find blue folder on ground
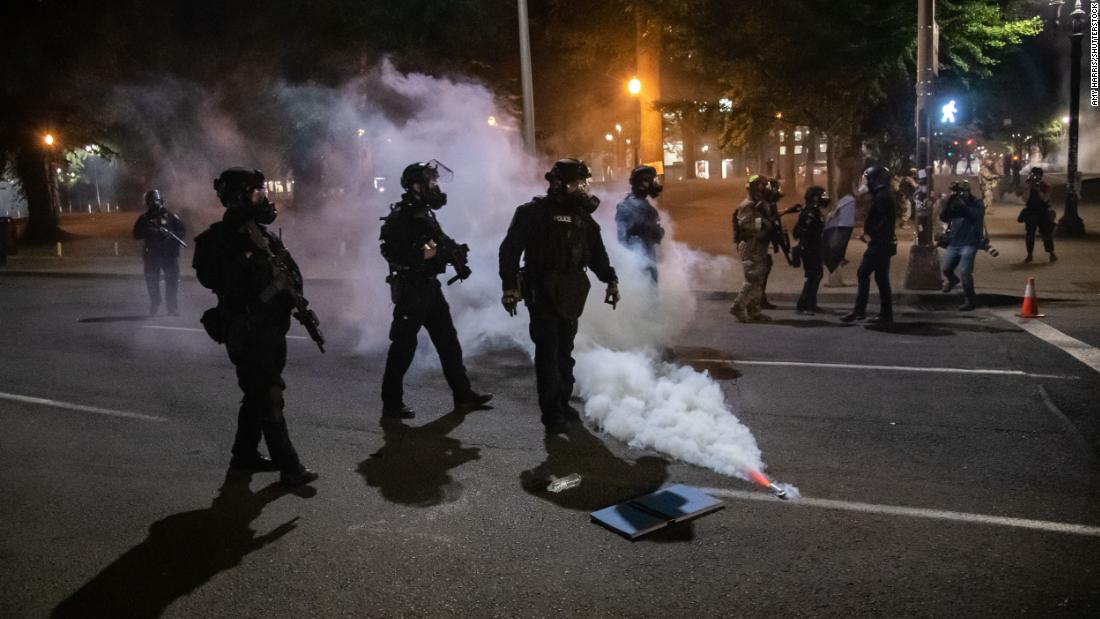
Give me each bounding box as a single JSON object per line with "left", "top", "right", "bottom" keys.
{"left": 590, "top": 484, "right": 724, "bottom": 539}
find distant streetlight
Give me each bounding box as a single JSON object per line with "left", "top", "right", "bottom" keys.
{"left": 356, "top": 128, "right": 366, "bottom": 137}
{"left": 487, "top": 116, "right": 498, "bottom": 127}
{"left": 605, "top": 133, "right": 614, "bottom": 142}
{"left": 615, "top": 123, "right": 622, "bottom": 133}
{"left": 43, "top": 133, "right": 55, "bottom": 146}
{"left": 1061, "top": 115, "right": 1070, "bottom": 124}
{"left": 628, "top": 77, "right": 641, "bottom": 95}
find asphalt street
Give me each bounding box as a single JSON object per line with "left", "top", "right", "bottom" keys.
{"left": 1, "top": 275, "right": 1099, "bottom": 617}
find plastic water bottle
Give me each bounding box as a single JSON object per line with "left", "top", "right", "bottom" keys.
{"left": 546, "top": 474, "right": 582, "bottom": 493}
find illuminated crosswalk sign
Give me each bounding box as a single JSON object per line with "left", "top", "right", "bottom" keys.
{"left": 941, "top": 100, "right": 958, "bottom": 124}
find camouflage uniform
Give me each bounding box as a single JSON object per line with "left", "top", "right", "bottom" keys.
{"left": 731, "top": 198, "right": 773, "bottom": 321}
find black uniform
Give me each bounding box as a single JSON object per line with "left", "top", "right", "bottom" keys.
{"left": 192, "top": 207, "right": 309, "bottom": 478}
{"left": 499, "top": 194, "right": 618, "bottom": 427}
{"left": 1018, "top": 180, "right": 1056, "bottom": 259}
{"left": 379, "top": 196, "right": 478, "bottom": 412}
{"left": 793, "top": 203, "right": 824, "bottom": 312}
{"left": 133, "top": 206, "right": 185, "bottom": 314}
{"left": 850, "top": 188, "right": 897, "bottom": 320}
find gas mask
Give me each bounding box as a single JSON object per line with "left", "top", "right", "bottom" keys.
{"left": 423, "top": 178, "right": 447, "bottom": 210}
{"left": 856, "top": 178, "right": 869, "bottom": 195}
{"left": 564, "top": 178, "right": 599, "bottom": 213}
{"left": 645, "top": 179, "right": 663, "bottom": 199}
{"left": 249, "top": 186, "right": 278, "bottom": 224}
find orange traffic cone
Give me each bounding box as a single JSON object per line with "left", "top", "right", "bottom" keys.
{"left": 1016, "top": 277, "right": 1045, "bottom": 318}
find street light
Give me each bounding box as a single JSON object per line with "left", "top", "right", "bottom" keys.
{"left": 43, "top": 133, "right": 55, "bottom": 146}
{"left": 1056, "top": 0, "right": 1086, "bottom": 237}
{"left": 605, "top": 133, "right": 614, "bottom": 142}
{"left": 628, "top": 77, "right": 641, "bottom": 166}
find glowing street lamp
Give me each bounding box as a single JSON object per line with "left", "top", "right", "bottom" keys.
{"left": 43, "top": 133, "right": 55, "bottom": 146}
{"left": 628, "top": 77, "right": 641, "bottom": 95}
{"left": 605, "top": 133, "right": 614, "bottom": 142}
{"left": 627, "top": 77, "right": 642, "bottom": 165}
{"left": 615, "top": 123, "right": 622, "bottom": 134}
{"left": 487, "top": 115, "right": 497, "bottom": 127}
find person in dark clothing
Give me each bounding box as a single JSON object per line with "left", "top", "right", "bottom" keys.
{"left": 615, "top": 165, "right": 665, "bottom": 283}
{"left": 133, "top": 189, "right": 186, "bottom": 315}
{"left": 499, "top": 158, "right": 620, "bottom": 434}
{"left": 191, "top": 167, "right": 317, "bottom": 487}
{"left": 939, "top": 180, "right": 986, "bottom": 311}
{"left": 379, "top": 160, "right": 493, "bottom": 420}
{"left": 841, "top": 166, "right": 897, "bottom": 324}
{"left": 1017, "top": 167, "right": 1057, "bottom": 263}
{"left": 1011, "top": 157, "right": 1023, "bottom": 190}
{"left": 793, "top": 186, "right": 828, "bottom": 315}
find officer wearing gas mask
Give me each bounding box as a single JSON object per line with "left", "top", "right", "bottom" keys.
{"left": 841, "top": 165, "right": 897, "bottom": 324}
{"left": 793, "top": 186, "right": 829, "bottom": 315}
{"left": 190, "top": 167, "right": 318, "bottom": 487}
{"left": 132, "top": 189, "right": 186, "bottom": 315}
{"left": 615, "top": 165, "right": 665, "bottom": 283}
{"left": 1018, "top": 167, "right": 1057, "bottom": 263}
{"left": 379, "top": 160, "right": 492, "bottom": 420}
{"left": 499, "top": 158, "right": 620, "bottom": 433}
{"left": 759, "top": 177, "right": 787, "bottom": 310}
{"left": 730, "top": 175, "right": 774, "bottom": 322}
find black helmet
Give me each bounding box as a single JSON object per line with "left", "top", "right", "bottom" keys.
{"left": 746, "top": 174, "right": 767, "bottom": 194}
{"left": 214, "top": 167, "right": 266, "bottom": 208}
{"left": 804, "top": 185, "right": 829, "bottom": 207}
{"left": 1030, "top": 166, "right": 1044, "bottom": 178}
{"left": 400, "top": 159, "right": 453, "bottom": 191}
{"left": 765, "top": 177, "right": 784, "bottom": 201}
{"left": 546, "top": 158, "right": 591, "bottom": 186}
{"left": 862, "top": 165, "right": 892, "bottom": 193}
{"left": 399, "top": 159, "right": 451, "bottom": 209}
{"left": 629, "top": 165, "right": 662, "bottom": 198}
{"left": 143, "top": 189, "right": 163, "bottom": 209}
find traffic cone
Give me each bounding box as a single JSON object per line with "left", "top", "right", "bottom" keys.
{"left": 1016, "top": 277, "right": 1045, "bottom": 318}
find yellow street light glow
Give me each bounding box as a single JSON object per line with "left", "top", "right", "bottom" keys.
{"left": 43, "top": 133, "right": 55, "bottom": 146}
{"left": 628, "top": 77, "right": 641, "bottom": 95}
{"left": 1062, "top": 115, "right": 1070, "bottom": 124}
{"left": 775, "top": 112, "right": 783, "bottom": 119}
{"left": 615, "top": 123, "right": 622, "bottom": 133}
{"left": 605, "top": 133, "right": 614, "bottom": 142}
{"left": 487, "top": 115, "right": 497, "bottom": 127}
{"left": 356, "top": 128, "right": 366, "bottom": 137}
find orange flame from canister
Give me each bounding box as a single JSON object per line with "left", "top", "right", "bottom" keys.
{"left": 749, "top": 471, "right": 771, "bottom": 488}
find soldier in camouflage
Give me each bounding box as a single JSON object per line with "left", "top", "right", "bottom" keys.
{"left": 730, "top": 175, "right": 774, "bottom": 323}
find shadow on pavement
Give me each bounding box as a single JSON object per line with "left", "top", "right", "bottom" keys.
{"left": 51, "top": 470, "right": 309, "bottom": 619}
{"left": 358, "top": 410, "right": 480, "bottom": 507}
{"left": 765, "top": 318, "right": 857, "bottom": 329}
{"left": 77, "top": 315, "right": 150, "bottom": 323}
{"left": 864, "top": 320, "right": 1020, "bottom": 336}
{"left": 520, "top": 425, "right": 693, "bottom": 543}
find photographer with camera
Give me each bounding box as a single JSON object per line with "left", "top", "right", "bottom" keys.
{"left": 938, "top": 180, "right": 987, "bottom": 311}
{"left": 1017, "top": 167, "right": 1057, "bottom": 263}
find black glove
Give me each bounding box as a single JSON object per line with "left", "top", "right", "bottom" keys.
{"left": 501, "top": 289, "right": 521, "bottom": 316}
{"left": 604, "top": 281, "right": 620, "bottom": 309}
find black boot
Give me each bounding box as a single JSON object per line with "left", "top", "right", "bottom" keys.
{"left": 382, "top": 404, "right": 416, "bottom": 419}
{"left": 840, "top": 311, "right": 866, "bottom": 323}
{"left": 229, "top": 452, "right": 280, "bottom": 472}
{"left": 280, "top": 466, "right": 319, "bottom": 487}
{"left": 454, "top": 391, "right": 493, "bottom": 413}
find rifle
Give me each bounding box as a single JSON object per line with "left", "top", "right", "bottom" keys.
{"left": 241, "top": 222, "right": 326, "bottom": 353}
{"left": 149, "top": 222, "right": 187, "bottom": 248}
{"left": 437, "top": 237, "right": 472, "bottom": 285}
{"left": 766, "top": 203, "right": 800, "bottom": 266}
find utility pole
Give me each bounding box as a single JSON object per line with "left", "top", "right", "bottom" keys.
{"left": 905, "top": 0, "right": 943, "bottom": 290}
{"left": 1056, "top": 0, "right": 1086, "bottom": 237}
{"left": 517, "top": 0, "right": 536, "bottom": 155}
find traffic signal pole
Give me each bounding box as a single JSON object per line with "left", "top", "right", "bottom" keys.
{"left": 905, "top": 0, "right": 944, "bottom": 290}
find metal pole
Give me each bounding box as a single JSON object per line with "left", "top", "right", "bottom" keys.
{"left": 1056, "top": 0, "right": 1086, "bottom": 237}
{"left": 517, "top": 0, "right": 536, "bottom": 155}
{"left": 905, "top": 0, "right": 943, "bottom": 289}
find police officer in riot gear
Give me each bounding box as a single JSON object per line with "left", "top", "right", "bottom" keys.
{"left": 842, "top": 165, "right": 897, "bottom": 324}
{"left": 793, "top": 186, "right": 829, "bottom": 315}
{"left": 759, "top": 177, "right": 787, "bottom": 310}
{"left": 1018, "top": 167, "right": 1057, "bottom": 263}
{"left": 191, "top": 167, "right": 317, "bottom": 487}
{"left": 730, "top": 175, "right": 774, "bottom": 322}
{"left": 499, "top": 158, "right": 620, "bottom": 433}
{"left": 379, "top": 160, "right": 493, "bottom": 420}
{"left": 615, "top": 165, "right": 665, "bottom": 282}
{"left": 133, "top": 189, "right": 186, "bottom": 315}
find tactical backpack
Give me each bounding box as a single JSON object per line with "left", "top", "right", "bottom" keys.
{"left": 192, "top": 222, "right": 226, "bottom": 292}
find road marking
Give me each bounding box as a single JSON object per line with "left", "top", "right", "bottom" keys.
{"left": 0, "top": 391, "right": 167, "bottom": 422}
{"left": 994, "top": 310, "right": 1100, "bottom": 375}
{"left": 702, "top": 487, "right": 1100, "bottom": 538}
{"left": 144, "top": 325, "right": 310, "bottom": 340}
{"left": 685, "top": 358, "right": 1077, "bottom": 380}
